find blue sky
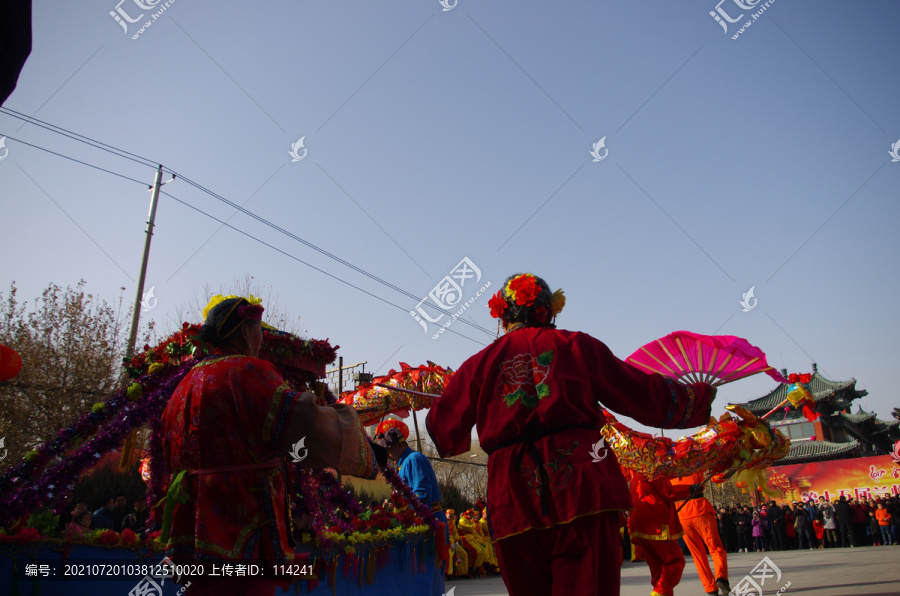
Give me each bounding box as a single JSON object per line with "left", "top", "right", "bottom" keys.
{"left": 1, "top": 1, "right": 898, "bottom": 440}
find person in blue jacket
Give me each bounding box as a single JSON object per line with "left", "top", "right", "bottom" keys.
{"left": 378, "top": 423, "right": 447, "bottom": 595}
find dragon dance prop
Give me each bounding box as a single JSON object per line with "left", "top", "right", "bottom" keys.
{"left": 340, "top": 362, "right": 453, "bottom": 426}
{"left": 602, "top": 405, "right": 789, "bottom": 490}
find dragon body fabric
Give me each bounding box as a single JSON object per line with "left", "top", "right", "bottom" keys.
{"left": 602, "top": 405, "right": 790, "bottom": 493}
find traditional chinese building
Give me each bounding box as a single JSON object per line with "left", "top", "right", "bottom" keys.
{"left": 731, "top": 363, "right": 900, "bottom": 466}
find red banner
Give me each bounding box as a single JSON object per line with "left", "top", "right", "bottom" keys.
{"left": 763, "top": 454, "right": 900, "bottom": 502}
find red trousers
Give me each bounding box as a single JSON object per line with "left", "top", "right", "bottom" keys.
{"left": 494, "top": 511, "right": 622, "bottom": 596}
{"left": 632, "top": 538, "right": 684, "bottom": 596}
{"left": 681, "top": 513, "right": 728, "bottom": 593}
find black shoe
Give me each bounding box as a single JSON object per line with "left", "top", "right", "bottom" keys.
{"left": 716, "top": 578, "right": 731, "bottom": 594}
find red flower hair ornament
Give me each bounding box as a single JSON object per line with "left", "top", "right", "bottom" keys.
{"left": 488, "top": 273, "right": 565, "bottom": 322}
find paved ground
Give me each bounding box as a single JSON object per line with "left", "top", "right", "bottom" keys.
{"left": 445, "top": 546, "right": 900, "bottom": 595}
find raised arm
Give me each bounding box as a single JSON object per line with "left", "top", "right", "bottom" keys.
{"left": 576, "top": 333, "right": 716, "bottom": 429}
{"left": 279, "top": 393, "right": 378, "bottom": 479}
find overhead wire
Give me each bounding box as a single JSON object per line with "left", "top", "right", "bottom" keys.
{"left": 1, "top": 108, "right": 496, "bottom": 337}
{"left": 0, "top": 122, "right": 490, "bottom": 345}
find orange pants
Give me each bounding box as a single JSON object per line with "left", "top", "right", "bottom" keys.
{"left": 681, "top": 513, "right": 728, "bottom": 594}
{"left": 632, "top": 538, "right": 684, "bottom": 596}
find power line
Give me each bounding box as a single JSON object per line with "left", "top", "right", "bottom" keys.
{"left": 0, "top": 130, "right": 489, "bottom": 346}
{"left": 160, "top": 188, "right": 488, "bottom": 346}
{"left": 0, "top": 112, "right": 496, "bottom": 337}
{"left": 0, "top": 134, "right": 147, "bottom": 186}
{"left": 1, "top": 107, "right": 157, "bottom": 170}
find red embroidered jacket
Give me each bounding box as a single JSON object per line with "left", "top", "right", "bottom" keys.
{"left": 426, "top": 327, "right": 715, "bottom": 541}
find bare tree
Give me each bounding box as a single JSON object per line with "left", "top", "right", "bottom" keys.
{"left": 421, "top": 436, "right": 488, "bottom": 504}
{"left": 0, "top": 281, "right": 146, "bottom": 473}
{"left": 171, "top": 275, "right": 308, "bottom": 337}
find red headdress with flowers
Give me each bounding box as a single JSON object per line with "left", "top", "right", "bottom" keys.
{"left": 488, "top": 273, "right": 565, "bottom": 327}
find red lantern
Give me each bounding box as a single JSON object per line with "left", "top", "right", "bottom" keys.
{"left": 0, "top": 344, "right": 23, "bottom": 381}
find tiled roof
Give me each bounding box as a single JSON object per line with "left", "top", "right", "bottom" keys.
{"left": 729, "top": 371, "right": 866, "bottom": 415}
{"left": 838, "top": 412, "right": 876, "bottom": 425}
{"left": 774, "top": 439, "right": 860, "bottom": 466}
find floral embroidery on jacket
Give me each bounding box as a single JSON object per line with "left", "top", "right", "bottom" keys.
{"left": 499, "top": 351, "right": 554, "bottom": 409}
{"left": 519, "top": 441, "right": 580, "bottom": 497}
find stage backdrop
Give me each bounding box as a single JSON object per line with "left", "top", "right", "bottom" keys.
{"left": 764, "top": 454, "right": 900, "bottom": 502}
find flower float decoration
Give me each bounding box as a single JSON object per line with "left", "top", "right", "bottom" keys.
{"left": 0, "top": 302, "right": 446, "bottom": 584}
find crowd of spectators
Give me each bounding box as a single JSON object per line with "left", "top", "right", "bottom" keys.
{"left": 713, "top": 494, "right": 900, "bottom": 553}
{"left": 59, "top": 494, "right": 150, "bottom": 537}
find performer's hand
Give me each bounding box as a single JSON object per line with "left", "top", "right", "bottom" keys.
{"left": 707, "top": 385, "right": 718, "bottom": 400}
{"left": 689, "top": 484, "right": 704, "bottom": 497}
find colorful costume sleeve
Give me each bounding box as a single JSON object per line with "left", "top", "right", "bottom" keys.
{"left": 572, "top": 333, "right": 714, "bottom": 430}
{"left": 282, "top": 396, "right": 377, "bottom": 479}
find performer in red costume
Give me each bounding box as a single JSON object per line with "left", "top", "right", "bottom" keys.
{"left": 629, "top": 471, "right": 701, "bottom": 596}
{"left": 160, "top": 296, "right": 379, "bottom": 596}
{"left": 671, "top": 471, "right": 731, "bottom": 595}
{"left": 426, "top": 273, "right": 718, "bottom": 596}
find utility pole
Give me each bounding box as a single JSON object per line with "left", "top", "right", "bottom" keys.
{"left": 125, "top": 165, "right": 167, "bottom": 359}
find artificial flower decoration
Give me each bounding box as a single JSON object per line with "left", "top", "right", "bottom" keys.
{"left": 488, "top": 292, "right": 508, "bottom": 319}
{"left": 549, "top": 288, "right": 566, "bottom": 317}
{"left": 201, "top": 294, "right": 262, "bottom": 320}
{"left": 506, "top": 274, "right": 541, "bottom": 306}
{"left": 126, "top": 382, "right": 143, "bottom": 402}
